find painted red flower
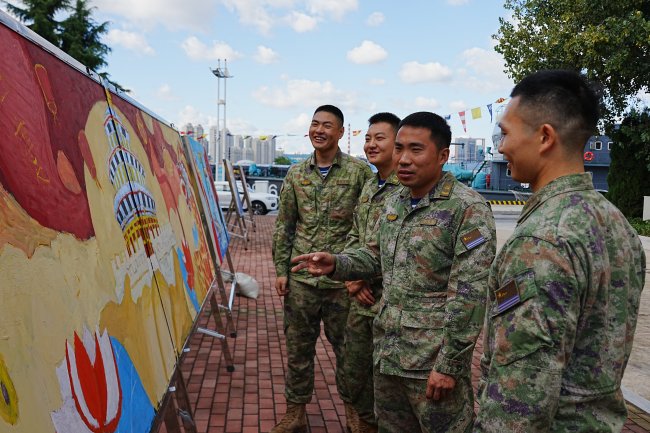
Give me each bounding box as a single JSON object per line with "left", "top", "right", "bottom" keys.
{"left": 65, "top": 328, "right": 122, "bottom": 433}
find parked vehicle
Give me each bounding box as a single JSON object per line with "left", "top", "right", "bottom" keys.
{"left": 213, "top": 181, "right": 278, "bottom": 215}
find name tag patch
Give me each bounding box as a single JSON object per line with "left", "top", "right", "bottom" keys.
{"left": 495, "top": 280, "right": 520, "bottom": 313}
{"left": 460, "top": 228, "right": 486, "bottom": 250}
{"left": 419, "top": 218, "right": 438, "bottom": 226}
{"left": 386, "top": 214, "right": 398, "bottom": 221}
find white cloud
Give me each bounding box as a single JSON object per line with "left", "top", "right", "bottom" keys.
{"left": 155, "top": 84, "right": 178, "bottom": 101}
{"left": 307, "top": 0, "right": 358, "bottom": 20}
{"left": 221, "top": 0, "right": 274, "bottom": 35}
{"left": 369, "top": 78, "right": 386, "bottom": 86}
{"left": 254, "top": 45, "right": 280, "bottom": 64}
{"left": 181, "top": 37, "right": 243, "bottom": 62}
{"left": 399, "top": 61, "right": 453, "bottom": 84}
{"left": 105, "top": 29, "right": 155, "bottom": 56}
{"left": 284, "top": 112, "right": 312, "bottom": 135}
{"left": 414, "top": 97, "right": 440, "bottom": 109}
{"left": 449, "top": 100, "right": 466, "bottom": 111}
{"left": 447, "top": 0, "right": 469, "bottom": 5}
{"left": 91, "top": 0, "right": 217, "bottom": 32}
{"left": 366, "top": 12, "right": 384, "bottom": 26}
{"left": 457, "top": 47, "right": 513, "bottom": 93}
{"left": 252, "top": 78, "right": 355, "bottom": 110}
{"left": 177, "top": 105, "right": 218, "bottom": 129}
{"left": 285, "top": 11, "right": 318, "bottom": 33}
{"left": 347, "top": 40, "right": 388, "bottom": 65}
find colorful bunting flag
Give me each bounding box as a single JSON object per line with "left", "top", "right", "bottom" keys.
{"left": 444, "top": 114, "right": 451, "bottom": 121}
{"left": 458, "top": 111, "right": 467, "bottom": 133}
{"left": 495, "top": 97, "right": 506, "bottom": 104}
{"left": 352, "top": 130, "right": 363, "bottom": 136}
{"left": 487, "top": 104, "right": 493, "bottom": 123}
{"left": 471, "top": 107, "right": 482, "bottom": 120}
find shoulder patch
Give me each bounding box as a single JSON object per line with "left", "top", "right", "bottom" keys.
{"left": 386, "top": 214, "right": 398, "bottom": 222}
{"left": 460, "top": 228, "right": 486, "bottom": 250}
{"left": 301, "top": 179, "right": 312, "bottom": 186}
{"left": 495, "top": 280, "right": 521, "bottom": 314}
{"left": 440, "top": 181, "right": 453, "bottom": 197}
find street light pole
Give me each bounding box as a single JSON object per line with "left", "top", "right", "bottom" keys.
{"left": 211, "top": 59, "right": 233, "bottom": 180}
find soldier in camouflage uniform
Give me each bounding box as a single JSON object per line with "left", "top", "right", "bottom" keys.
{"left": 271, "top": 104, "right": 373, "bottom": 433}
{"left": 340, "top": 112, "right": 401, "bottom": 433}
{"left": 474, "top": 70, "right": 646, "bottom": 432}
{"left": 292, "top": 112, "right": 496, "bottom": 433}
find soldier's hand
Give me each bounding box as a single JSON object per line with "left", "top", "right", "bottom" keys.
{"left": 290, "top": 252, "right": 335, "bottom": 276}
{"left": 354, "top": 284, "right": 375, "bottom": 306}
{"left": 275, "top": 276, "right": 289, "bottom": 296}
{"left": 426, "top": 371, "right": 456, "bottom": 401}
{"left": 346, "top": 280, "right": 366, "bottom": 296}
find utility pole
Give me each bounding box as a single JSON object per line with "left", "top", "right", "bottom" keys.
{"left": 347, "top": 123, "right": 351, "bottom": 154}
{"left": 211, "top": 59, "right": 233, "bottom": 181}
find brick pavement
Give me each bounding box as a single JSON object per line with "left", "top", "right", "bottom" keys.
{"left": 169, "top": 215, "right": 650, "bottom": 433}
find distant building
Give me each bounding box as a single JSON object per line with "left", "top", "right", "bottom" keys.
{"left": 489, "top": 135, "right": 612, "bottom": 192}
{"left": 452, "top": 137, "right": 486, "bottom": 162}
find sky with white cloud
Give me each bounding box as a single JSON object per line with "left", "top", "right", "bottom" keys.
{"left": 9, "top": 0, "right": 517, "bottom": 154}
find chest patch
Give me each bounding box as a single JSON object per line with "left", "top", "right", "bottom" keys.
{"left": 386, "top": 213, "right": 398, "bottom": 222}
{"left": 460, "top": 228, "right": 486, "bottom": 250}
{"left": 301, "top": 179, "right": 312, "bottom": 186}
{"left": 495, "top": 280, "right": 521, "bottom": 314}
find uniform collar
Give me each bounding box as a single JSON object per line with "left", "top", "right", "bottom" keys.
{"left": 398, "top": 171, "right": 455, "bottom": 205}
{"left": 379, "top": 170, "right": 400, "bottom": 187}
{"left": 518, "top": 172, "right": 594, "bottom": 224}
{"left": 308, "top": 148, "right": 342, "bottom": 171}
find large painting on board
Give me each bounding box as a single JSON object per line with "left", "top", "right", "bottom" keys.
{"left": 182, "top": 136, "right": 230, "bottom": 265}
{"left": 0, "top": 14, "right": 214, "bottom": 433}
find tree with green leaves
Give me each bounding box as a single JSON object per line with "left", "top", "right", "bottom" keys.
{"left": 274, "top": 156, "right": 293, "bottom": 165}
{"left": 494, "top": 0, "right": 650, "bottom": 126}
{"left": 4, "top": 0, "right": 69, "bottom": 45}
{"left": 495, "top": 0, "right": 650, "bottom": 217}
{"left": 607, "top": 109, "right": 650, "bottom": 217}
{"left": 5, "top": 0, "right": 125, "bottom": 90}
{"left": 59, "top": 0, "right": 110, "bottom": 72}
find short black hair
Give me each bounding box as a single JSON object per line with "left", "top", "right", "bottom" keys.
{"left": 511, "top": 70, "right": 600, "bottom": 150}
{"left": 398, "top": 111, "right": 451, "bottom": 149}
{"left": 368, "top": 112, "right": 401, "bottom": 132}
{"left": 314, "top": 104, "right": 344, "bottom": 126}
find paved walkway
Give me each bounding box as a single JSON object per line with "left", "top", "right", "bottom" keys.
{"left": 169, "top": 214, "right": 650, "bottom": 433}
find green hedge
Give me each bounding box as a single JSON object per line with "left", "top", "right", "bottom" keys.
{"left": 628, "top": 218, "right": 650, "bottom": 237}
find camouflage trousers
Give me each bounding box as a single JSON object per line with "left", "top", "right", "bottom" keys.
{"left": 340, "top": 302, "right": 376, "bottom": 424}
{"left": 374, "top": 370, "right": 474, "bottom": 433}
{"left": 283, "top": 279, "right": 350, "bottom": 403}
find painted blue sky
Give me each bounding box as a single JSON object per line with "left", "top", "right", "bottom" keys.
{"left": 8, "top": 0, "right": 516, "bottom": 155}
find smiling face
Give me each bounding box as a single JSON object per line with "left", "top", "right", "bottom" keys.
{"left": 394, "top": 125, "right": 449, "bottom": 198}
{"left": 364, "top": 121, "right": 397, "bottom": 175}
{"left": 309, "top": 110, "right": 344, "bottom": 154}
{"left": 497, "top": 96, "right": 541, "bottom": 186}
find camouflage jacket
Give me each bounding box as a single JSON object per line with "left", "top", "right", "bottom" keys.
{"left": 475, "top": 173, "right": 646, "bottom": 432}
{"left": 344, "top": 171, "right": 401, "bottom": 317}
{"left": 333, "top": 171, "right": 496, "bottom": 379}
{"left": 272, "top": 149, "right": 373, "bottom": 288}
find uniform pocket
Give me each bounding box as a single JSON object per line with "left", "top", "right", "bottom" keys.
{"left": 489, "top": 269, "right": 553, "bottom": 366}
{"left": 398, "top": 309, "right": 445, "bottom": 371}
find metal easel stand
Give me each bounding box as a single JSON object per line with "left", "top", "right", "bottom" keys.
{"left": 195, "top": 250, "right": 239, "bottom": 372}
{"left": 152, "top": 367, "right": 198, "bottom": 433}
{"left": 224, "top": 201, "right": 249, "bottom": 248}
